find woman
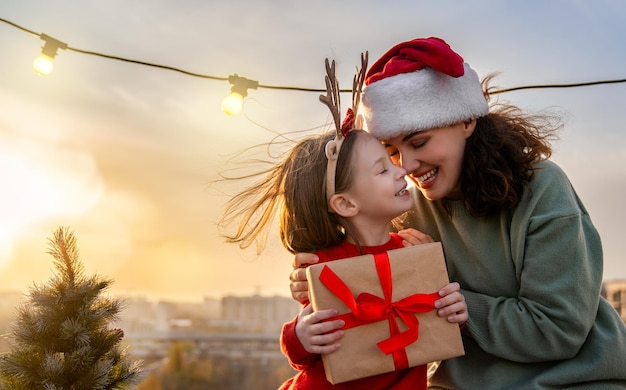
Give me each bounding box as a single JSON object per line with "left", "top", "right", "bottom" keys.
{"left": 290, "top": 37, "right": 626, "bottom": 389}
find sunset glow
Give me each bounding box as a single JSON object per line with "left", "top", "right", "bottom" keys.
{"left": 0, "top": 141, "right": 103, "bottom": 268}
{"left": 1, "top": 1, "right": 625, "bottom": 301}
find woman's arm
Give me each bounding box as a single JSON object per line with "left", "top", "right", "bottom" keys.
{"left": 463, "top": 163, "right": 604, "bottom": 362}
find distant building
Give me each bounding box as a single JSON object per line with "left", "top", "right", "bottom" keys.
{"left": 221, "top": 294, "right": 300, "bottom": 334}
{"left": 602, "top": 280, "right": 626, "bottom": 323}
{"left": 115, "top": 293, "right": 299, "bottom": 338}
{"left": 0, "top": 291, "right": 24, "bottom": 315}
{"left": 117, "top": 293, "right": 299, "bottom": 368}
{"left": 0, "top": 291, "right": 26, "bottom": 353}
{"left": 116, "top": 296, "right": 163, "bottom": 335}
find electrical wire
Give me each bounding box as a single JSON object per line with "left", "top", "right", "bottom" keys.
{"left": 2, "top": 16, "right": 625, "bottom": 94}
{"left": 67, "top": 46, "right": 228, "bottom": 81}
{"left": 489, "top": 79, "right": 626, "bottom": 94}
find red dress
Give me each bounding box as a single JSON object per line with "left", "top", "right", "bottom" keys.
{"left": 278, "top": 233, "right": 428, "bottom": 390}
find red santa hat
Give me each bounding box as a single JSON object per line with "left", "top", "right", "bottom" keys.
{"left": 361, "top": 37, "right": 489, "bottom": 140}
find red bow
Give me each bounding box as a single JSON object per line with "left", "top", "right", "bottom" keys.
{"left": 319, "top": 252, "right": 439, "bottom": 370}
{"left": 340, "top": 108, "right": 355, "bottom": 136}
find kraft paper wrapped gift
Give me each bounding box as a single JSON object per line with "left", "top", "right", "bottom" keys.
{"left": 306, "top": 242, "right": 465, "bottom": 384}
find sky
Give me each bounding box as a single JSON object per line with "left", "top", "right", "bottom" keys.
{"left": 1, "top": 1, "right": 625, "bottom": 302}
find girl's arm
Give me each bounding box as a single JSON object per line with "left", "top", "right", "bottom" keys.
{"left": 295, "top": 305, "right": 345, "bottom": 354}
{"left": 280, "top": 305, "right": 345, "bottom": 370}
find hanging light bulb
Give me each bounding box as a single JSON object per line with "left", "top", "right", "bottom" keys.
{"left": 222, "top": 92, "right": 244, "bottom": 116}
{"left": 33, "top": 33, "right": 68, "bottom": 75}
{"left": 222, "top": 74, "right": 258, "bottom": 116}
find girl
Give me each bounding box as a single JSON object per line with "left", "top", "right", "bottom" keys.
{"left": 221, "top": 58, "right": 467, "bottom": 389}
{"left": 290, "top": 37, "right": 626, "bottom": 389}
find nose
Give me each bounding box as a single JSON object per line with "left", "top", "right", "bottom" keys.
{"left": 398, "top": 153, "right": 419, "bottom": 176}
{"left": 395, "top": 164, "right": 408, "bottom": 178}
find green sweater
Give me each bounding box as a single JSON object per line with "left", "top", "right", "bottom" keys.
{"left": 403, "top": 160, "right": 626, "bottom": 389}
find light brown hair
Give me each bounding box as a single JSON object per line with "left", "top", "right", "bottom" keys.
{"left": 220, "top": 129, "right": 369, "bottom": 254}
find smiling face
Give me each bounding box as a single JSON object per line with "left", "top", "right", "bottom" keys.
{"left": 339, "top": 132, "right": 413, "bottom": 225}
{"left": 383, "top": 120, "right": 476, "bottom": 201}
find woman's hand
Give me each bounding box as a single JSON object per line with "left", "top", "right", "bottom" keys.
{"left": 295, "top": 304, "right": 345, "bottom": 354}
{"left": 435, "top": 282, "right": 468, "bottom": 325}
{"left": 290, "top": 252, "right": 319, "bottom": 304}
{"left": 397, "top": 228, "right": 434, "bottom": 247}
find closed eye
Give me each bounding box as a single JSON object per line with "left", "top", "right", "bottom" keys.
{"left": 385, "top": 146, "right": 400, "bottom": 162}
{"left": 412, "top": 139, "right": 427, "bottom": 148}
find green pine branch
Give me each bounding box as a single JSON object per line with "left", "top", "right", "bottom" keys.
{"left": 0, "top": 227, "right": 142, "bottom": 389}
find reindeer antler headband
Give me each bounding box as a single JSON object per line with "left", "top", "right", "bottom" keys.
{"left": 319, "top": 52, "right": 368, "bottom": 205}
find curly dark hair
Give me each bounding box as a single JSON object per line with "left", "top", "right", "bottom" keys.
{"left": 457, "top": 75, "right": 562, "bottom": 217}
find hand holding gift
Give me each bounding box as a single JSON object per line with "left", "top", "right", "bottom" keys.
{"left": 305, "top": 243, "right": 465, "bottom": 384}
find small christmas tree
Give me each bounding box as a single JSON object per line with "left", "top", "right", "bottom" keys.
{"left": 0, "top": 227, "right": 141, "bottom": 389}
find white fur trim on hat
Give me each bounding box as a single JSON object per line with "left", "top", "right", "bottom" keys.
{"left": 361, "top": 63, "right": 489, "bottom": 140}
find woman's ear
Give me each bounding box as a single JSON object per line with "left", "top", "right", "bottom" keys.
{"left": 463, "top": 119, "right": 477, "bottom": 139}
{"left": 328, "top": 193, "right": 359, "bottom": 218}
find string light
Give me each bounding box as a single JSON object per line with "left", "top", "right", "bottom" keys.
{"left": 33, "top": 33, "right": 67, "bottom": 75}
{"left": 1, "top": 17, "right": 625, "bottom": 115}
{"left": 222, "top": 74, "right": 259, "bottom": 116}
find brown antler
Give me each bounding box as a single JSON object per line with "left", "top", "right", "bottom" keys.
{"left": 351, "top": 52, "right": 368, "bottom": 129}
{"left": 320, "top": 53, "right": 368, "bottom": 205}
{"left": 319, "top": 58, "right": 342, "bottom": 137}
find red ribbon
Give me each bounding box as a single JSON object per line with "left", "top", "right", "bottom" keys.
{"left": 340, "top": 108, "right": 355, "bottom": 136}
{"left": 319, "top": 252, "right": 439, "bottom": 370}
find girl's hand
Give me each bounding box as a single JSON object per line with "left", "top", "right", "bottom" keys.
{"left": 435, "top": 282, "right": 468, "bottom": 325}
{"left": 397, "top": 228, "right": 434, "bottom": 247}
{"left": 295, "top": 304, "right": 345, "bottom": 354}
{"left": 290, "top": 252, "right": 318, "bottom": 304}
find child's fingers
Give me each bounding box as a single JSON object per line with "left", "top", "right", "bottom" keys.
{"left": 437, "top": 300, "right": 466, "bottom": 317}
{"left": 308, "top": 309, "right": 345, "bottom": 334}
{"left": 434, "top": 282, "right": 468, "bottom": 323}
{"left": 436, "top": 292, "right": 464, "bottom": 309}
{"left": 308, "top": 326, "right": 345, "bottom": 354}
{"left": 446, "top": 312, "right": 469, "bottom": 325}
{"left": 290, "top": 280, "right": 309, "bottom": 303}
{"left": 307, "top": 338, "right": 342, "bottom": 355}
{"left": 292, "top": 290, "right": 309, "bottom": 304}
{"left": 293, "top": 252, "right": 319, "bottom": 269}
{"left": 289, "top": 268, "right": 308, "bottom": 283}
{"left": 298, "top": 308, "right": 345, "bottom": 354}
{"left": 397, "top": 228, "right": 434, "bottom": 246}
{"left": 438, "top": 282, "right": 461, "bottom": 296}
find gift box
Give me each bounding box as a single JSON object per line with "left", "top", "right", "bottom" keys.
{"left": 306, "top": 242, "right": 465, "bottom": 384}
